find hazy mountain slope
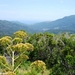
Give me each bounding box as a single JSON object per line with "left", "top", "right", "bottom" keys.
{"left": 30, "top": 15, "right": 75, "bottom": 32}
{"left": 0, "top": 15, "right": 75, "bottom": 36}
{"left": 0, "top": 20, "right": 34, "bottom": 36}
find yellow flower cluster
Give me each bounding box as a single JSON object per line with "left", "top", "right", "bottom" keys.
{"left": 31, "top": 60, "right": 46, "bottom": 71}
{"left": 3, "top": 36, "right": 12, "bottom": 40}
{"left": 0, "top": 36, "right": 11, "bottom": 47}
{"left": 12, "top": 38, "right": 23, "bottom": 45}
{"left": 0, "top": 56, "right": 7, "bottom": 64}
{"left": 14, "top": 30, "right": 27, "bottom": 39}
{"left": 16, "top": 55, "right": 29, "bottom": 63}
{"left": 20, "top": 55, "right": 29, "bottom": 60}
{"left": 6, "top": 71, "right": 16, "bottom": 75}
{"left": 12, "top": 43, "right": 34, "bottom": 52}
{"left": 25, "top": 43, "right": 34, "bottom": 51}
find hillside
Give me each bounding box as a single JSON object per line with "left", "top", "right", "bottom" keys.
{"left": 0, "top": 15, "right": 75, "bottom": 36}
{"left": 30, "top": 15, "right": 75, "bottom": 33}
{"left": 0, "top": 20, "right": 34, "bottom": 36}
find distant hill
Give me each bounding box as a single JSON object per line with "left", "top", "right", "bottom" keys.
{"left": 30, "top": 15, "right": 75, "bottom": 33}
{"left": 0, "top": 15, "right": 75, "bottom": 36}
{"left": 0, "top": 20, "right": 34, "bottom": 36}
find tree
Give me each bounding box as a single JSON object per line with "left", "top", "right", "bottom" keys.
{"left": 28, "top": 33, "right": 57, "bottom": 68}
{"left": 0, "top": 30, "right": 34, "bottom": 74}
{"left": 49, "top": 33, "right": 75, "bottom": 75}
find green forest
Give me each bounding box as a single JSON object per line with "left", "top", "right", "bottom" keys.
{"left": 0, "top": 30, "right": 75, "bottom": 75}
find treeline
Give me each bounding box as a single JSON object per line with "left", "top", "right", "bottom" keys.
{"left": 27, "top": 32, "right": 75, "bottom": 75}
{"left": 0, "top": 30, "right": 75, "bottom": 75}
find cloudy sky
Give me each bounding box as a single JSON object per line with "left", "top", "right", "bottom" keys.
{"left": 0, "top": 0, "right": 75, "bottom": 23}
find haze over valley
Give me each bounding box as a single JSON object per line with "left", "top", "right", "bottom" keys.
{"left": 0, "top": 15, "right": 75, "bottom": 36}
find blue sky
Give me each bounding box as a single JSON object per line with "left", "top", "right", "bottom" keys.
{"left": 0, "top": 0, "right": 75, "bottom": 23}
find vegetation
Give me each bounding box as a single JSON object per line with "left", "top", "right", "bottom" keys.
{"left": 0, "top": 30, "right": 34, "bottom": 74}
{"left": 30, "top": 15, "right": 75, "bottom": 33}
{"left": 0, "top": 20, "right": 34, "bottom": 36}
{"left": 1, "top": 15, "right": 75, "bottom": 36}
{"left": 0, "top": 30, "right": 75, "bottom": 75}
{"left": 30, "top": 60, "right": 46, "bottom": 73}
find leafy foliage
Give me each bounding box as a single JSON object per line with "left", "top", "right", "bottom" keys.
{"left": 0, "top": 30, "right": 34, "bottom": 74}
{"left": 0, "top": 20, "right": 34, "bottom": 36}
{"left": 1, "top": 30, "right": 75, "bottom": 75}
{"left": 27, "top": 32, "right": 75, "bottom": 75}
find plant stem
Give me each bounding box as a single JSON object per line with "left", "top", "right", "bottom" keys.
{"left": 12, "top": 51, "right": 14, "bottom": 71}
{"left": 13, "top": 62, "right": 22, "bottom": 72}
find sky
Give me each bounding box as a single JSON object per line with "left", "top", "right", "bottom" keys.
{"left": 0, "top": 0, "right": 75, "bottom": 23}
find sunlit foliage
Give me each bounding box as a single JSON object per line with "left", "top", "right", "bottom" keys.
{"left": 31, "top": 60, "right": 46, "bottom": 72}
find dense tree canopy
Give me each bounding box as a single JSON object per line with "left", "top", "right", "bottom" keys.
{"left": 27, "top": 32, "right": 75, "bottom": 75}
{"left": 0, "top": 31, "right": 75, "bottom": 75}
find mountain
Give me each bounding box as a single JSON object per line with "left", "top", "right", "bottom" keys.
{"left": 0, "top": 15, "right": 75, "bottom": 36}
{"left": 0, "top": 20, "right": 34, "bottom": 36}
{"left": 30, "top": 15, "right": 75, "bottom": 33}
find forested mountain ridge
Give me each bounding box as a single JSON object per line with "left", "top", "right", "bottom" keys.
{"left": 0, "top": 15, "right": 75, "bottom": 36}
{"left": 30, "top": 15, "right": 75, "bottom": 33}
{"left": 0, "top": 20, "right": 34, "bottom": 36}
